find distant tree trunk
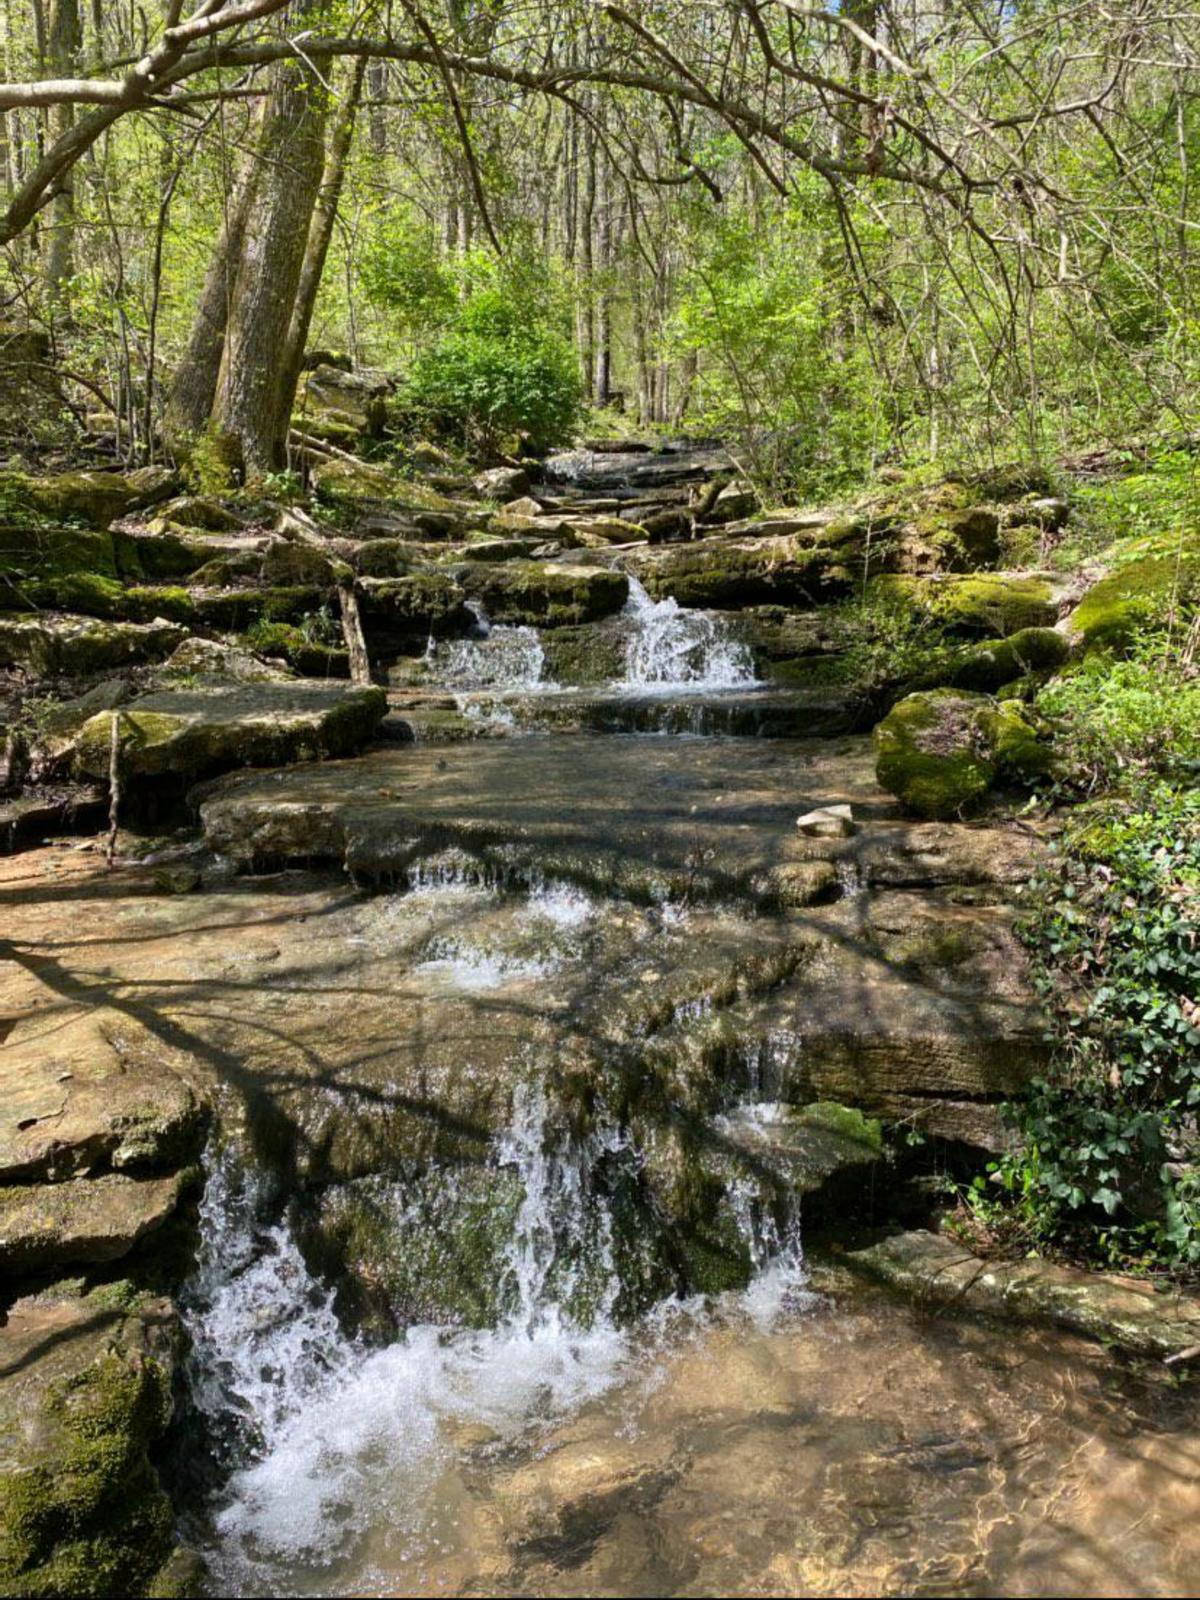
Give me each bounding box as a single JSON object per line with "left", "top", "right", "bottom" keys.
{"left": 162, "top": 153, "right": 259, "bottom": 457}
{"left": 211, "top": 42, "right": 328, "bottom": 479}
{"left": 44, "top": 0, "right": 81, "bottom": 300}
{"left": 367, "top": 59, "right": 387, "bottom": 155}
{"left": 279, "top": 58, "right": 366, "bottom": 443}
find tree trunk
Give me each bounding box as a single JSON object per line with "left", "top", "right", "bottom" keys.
{"left": 211, "top": 43, "right": 328, "bottom": 479}
{"left": 44, "top": 0, "right": 81, "bottom": 300}
{"left": 279, "top": 58, "right": 366, "bottom": 445}
{"left": 162, "top": 149, "right": 260, "bottom": 457}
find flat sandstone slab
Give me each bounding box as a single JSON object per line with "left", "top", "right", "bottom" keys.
{"left": 73, "top": 678, "right": 387, "bottom": 780}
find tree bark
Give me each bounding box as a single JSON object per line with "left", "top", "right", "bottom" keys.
{"left": 162, "top": 144, "right": 260, "bottom": 456}
{"left": 211, "top": 40, "right": 328, "bottom": 479}
{"left": 279, "top": 57, "right": 366, "bottom": 436}
{"left": 44, "top": 0, "right": 81, "bottom": 298}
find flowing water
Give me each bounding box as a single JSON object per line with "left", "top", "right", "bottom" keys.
{"left": 618, "top": 575, "right": 756, "bottom": 692}
{"left": 183, "top": 1077, "right": 808, "bottom": 1598}
{"left": 183, "top": 1118, "right": 1200, "bottom": 1600}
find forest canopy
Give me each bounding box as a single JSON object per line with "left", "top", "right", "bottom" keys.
{"left": 2, "top": 0, "right": 1199, "bottom": 488}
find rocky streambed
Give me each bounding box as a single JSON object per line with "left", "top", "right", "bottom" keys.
{"left": 3, "top": 440, "right": 1200, "bottom": 1597}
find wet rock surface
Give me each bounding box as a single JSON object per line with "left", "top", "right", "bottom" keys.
{"left": 843, "top": 1229, "right": 1200, "bottom": 1357}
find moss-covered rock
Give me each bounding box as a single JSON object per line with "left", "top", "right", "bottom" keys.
{"left": 948, "top": 626, "right": 1069, "bottom": 692}
{"left": 629, "top": 533, "right": 840, "bottom": 609}
{"left": 873, "top": 572, "right": 1059, "bottom": 636}
{"left": 0, "top": 616, "right": 185, "bottom": 677}
{"left": 459, "top": 561, "right": 629, "bottom": 626}
{"left": 0, "top": 467, "right": 175, "bottom": 528}
{"left": 1066, "top": 552, "right": 1200, "bottom": 652}
{"left": 0, "top": 1294, "right": 180, "bottom": 1597}
{"left": 358, "top": 573, "right": 472, "bottom": 638}
{"left": 73, "top": 681, "right": 386, "bottom": 782}
{"left": 306, "top": 1168, "right": 525, "bottom": 1337}
{"left": 353, "top": 538, "right": 426, "bottom": 577}
{"left": 312, "top": 457, "right": 456, "bottom": 515}
{"left": 874, "top": 687, "right": 1056, "bottom": 817}
{"left": 539, "top": 621, "right": 628, "bottom": 685}
{"left": 874, "top": 689, "right": 997, "bottom": 819}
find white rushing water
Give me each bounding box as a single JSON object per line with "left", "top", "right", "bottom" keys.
{"left": 429, "top": 603, "right": 549, "bottom": 692}
{"left": 185, "top": 1080, "right": 808, "bottom": 1593}
{"left": 620, "top": 574, "right": 756, "bottom": 691}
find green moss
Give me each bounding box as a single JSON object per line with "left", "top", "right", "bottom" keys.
{"left": 0, "top": 1345, "right": 175, "bottom": 1598}
{"left": 874, "top": 688, "right": 997, "bottom": 819}
{"left": 312, "top": 457, "right": 455, "bottom": 514}
{"left": 1067, "top": 553, "right": 1200, "bottom": 653}
{"left": 949, "top": 626, "right": 1069, "bottom": 692}
{"left": 979, "top": 698, "right": 1059, "bottom": 781}
{"left": 796, "top": 1101, "right": 884, "bottom": 1155}
{"left": 461, "top": 561, "right": 629, "bottom": 626}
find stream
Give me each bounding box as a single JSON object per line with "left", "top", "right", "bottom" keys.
{"left": 137, "top": 571, "right": 1200, "bottom": 1599}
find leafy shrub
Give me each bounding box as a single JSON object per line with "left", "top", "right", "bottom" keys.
{"left": 402, "top": 280, "right": 581, "bottom": 455}
{"left": 1036, "top": 633, "right": 1200, "bottom": 789}
{"left": 979, "top": 784, "right": 1200, "bottom": 1269}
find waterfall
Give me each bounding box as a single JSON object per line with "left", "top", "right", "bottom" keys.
{"left": 620, "top": 574, "right": 756, "bottom": 691}
{"left": 430, "top": 603, "right": 549, "bottom": 692}
{"left": 184, "top": 1092, "right": 632, "bottom": 1586}
{"left": 185, "top": 1079, "right": 808, "bottom": 1587}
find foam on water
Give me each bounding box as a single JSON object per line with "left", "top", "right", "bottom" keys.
{"left": 414, "top": 935, "right": 556, "bottom": 990}
{"left": 187, "top": 1081, "right": 808, "bottom": 1592}
{"left": 620, "top": 574, "right": 756, "bottom": 691}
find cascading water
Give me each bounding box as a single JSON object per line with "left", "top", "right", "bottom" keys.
{"left": 184, "top": 1076, "right": 809, "bottom": 1592}
{"left": 426, "top": 603, "right": 555, "bottom": 729}
{"left": 184, "top": 1087, "right": 634, "bottom": 1589}
{"left": 619, "top": 574, "right": 756, "bottom": 691}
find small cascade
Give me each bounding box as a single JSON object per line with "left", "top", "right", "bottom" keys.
{"left": 186, "top": 1088, "right": 631, "bottom": 1585}
{"left": 620, "top": 574, "right": 756, "bottom": 691}
{"left": 433, "top": 623, "right": 548, "bottom": 692}
{"left": 187, "top": 1073, "right": 810, "bottom": 1588}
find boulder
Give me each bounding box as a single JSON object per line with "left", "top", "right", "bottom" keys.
{"left": 0, "top": 1293, "right": 182, "bottom": 1597}
{"left": 73, "top": 680, "right": 386, "bottom": 782}
{"left": 874, "top": 688, "right": 1056, "bottom": 819}
{"left": 474, "top": 466, "right": 530, "bottom": 501}
{"left": 296, "top": 364, "right": 390, "bottom": 439}
{"left": 0, "top": 615, "right": 185, "bottom": 677}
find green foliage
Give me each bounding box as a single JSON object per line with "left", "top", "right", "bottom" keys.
{"left": 361, "top": 216, "right": 457, "bottom": 333}
{"left": 993, "top": 784, "right": 1200, "bottom": 1269}
{"left": 401, "top": 262, "right": 582, "bottom": 454}
{"left": 671, "top": 190, "right": 886, "bottom": 495}
{"left": 1037, "top": 634, "right": 1200, "bottom": 788}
